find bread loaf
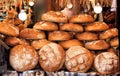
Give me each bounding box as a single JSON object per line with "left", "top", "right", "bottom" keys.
{"left": 9, "top": 45, "right": 39, "bottom": 72}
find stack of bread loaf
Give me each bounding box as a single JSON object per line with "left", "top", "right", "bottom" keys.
{"left": 0, "top": 11, "right": 119, "bottom": 74}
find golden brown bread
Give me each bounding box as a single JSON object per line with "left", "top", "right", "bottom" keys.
{"left": 10, "top": 45, "right": 39, "bottom": 72}
{"left": 6, "top": 10, "right": 17, "bottom": 19}
{"left": 94, "top": 52, "right": 119, "bottom": 74}
{"left": 60, "top": 23, "right": 84, "bottom": 32}
{"left": 41, "top": 11, "right": 68, "bottom": 23}
{"left": 3, "top": 18, "right": 22, "bottom": 25}
{"left": 59, "top": 39, "right": 83, "bottom": 49}
{"left": 85, "top": 22, "right": 109, "bottom": 31}
{"left": 107, "top": 48, "right": 117, "bottom": 55}
{"left": 0, "top": 22, "right": 19, "bottom": 36}
{"left": 20, "top": 28, "right": 46, "bottom": 39}
{"left": 5, "top": 37, "right": 29, "bottom": 46}
{"left": 31, "top": 39, "right": 51, "bottom": 50}
{"left": 76, "top": 32, "right": 98, "bottom": 41}
{"left": 85, "top": 40, "right": 110, "bottom": 50}
{"left": 39, "top": 43, "right": 65, "bottom": 72}
{"left": 33, "top": 21, "right": 58, "bottom": 31}
{"left": 99, "top": 28, "right": 118, "bottom": 39}
{"left": 110, "top": 37, "right": 119, "bottom": 47}
{"left": 48, "top": 31, "right": 71, "bottom": 41}
{"left": 65, "top": 46, "right": 94, "bottom": 72}
{"left": 69, "top": 14, "right": 94, "bottom": 23}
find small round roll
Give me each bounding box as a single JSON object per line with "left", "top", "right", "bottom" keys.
{"left": 59, "top": 39, "right": 83, "bottom": 49}
{"left": 31, "top": 39, "right": 51, "bottom": 50}
{"left": 9, "top": 45, "right": 39, "bottom": 72}
{"left": 48, "top": 31, "right": 71, "bottom": 41}
{"left": 94, "top": 52, "right": 119, "bottom": 74}
{"left": 39, "top": 43, "right": 65, "bottom": 72}
{"left": 110, "top": 37, "right": 119, "bottom": 47}
{"left": 107, "top": 48, "right": 117, "bottom": 55}
{"left": 65, "top": 46, "right": 94, "bottom": 72}
{"left": 33, "top": 21, "right": 58, "bottom": 31}
{"left": 5, "top": 37, "right": 29, "bottom": 46}
{"left": 20, "top": 28, "right": 46, "bottom": 39}
{"left": 41, "top": 11, "right": 68, "bottom": 23}
{"left": 76, "top": 32, "right": 98, "bottom": 41}
{"left": 85, "top": 40, "right": 110, "bottom": 50}
{"left": 99, "top": 28, "right": 118, "bottom": 39}
{"left": 69, "top": 14, "right": 94, "bottom": 23}
{"left": 85, "top": 22, "right": 109, "bottom": 31}
{"left": 60, "top": 23, "right": 83, "bottom": 32}
{"left": 0, "top": 22, "right": 19, "bottom": 36}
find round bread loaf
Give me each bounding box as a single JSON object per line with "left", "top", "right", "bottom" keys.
{"left": 85, "top": 40, "right": 110, "bottom": 50}
{"left": 41, "top": 11, "right": 68, "bottom": 23}
{"left": 39, "top": 43, "right": 65, "bottom": 72}
{"left": 110, "top": 37, "right": 119, "bottom": 47}
{"left": 69, "top": 14, "right": 94, "bottom": 23}
{"left": 94, "top": 52, "right": 119, "bottom": 74}
{"left": 31, "top": 39, "right": 51, "bottom": 50}
{"left": 5, "top": 37, "right": 29, "bottom": 46}
{"left": 0, "top": 22, "right": 19, "bottom": 36}
{"left": 76, "top": 32, "right": 98, "bottom": 41}
{"left": 48, "top": 31, "right": 71, "bottom": 41}
{"left": 33, "top": 21, "right": 58, "bottom": 31}
{"left": 85, "top": 22, "right": 109, "bottom": 31}
{"left": 65, "top": 46, "right": 94, "bottom": 72}
{"left": 9, "top": 45, "right": 39, "bottom": 72}
{"left": 60, "top": 23, "right": 83, "bottom": 32}
{"left": 59, "top": 39, "right": 83, "bottom": 49}
{"left": 20, "top": 28, "right": 46, "bottom": 39}
{"left": 99, "top": 28, "right": 118, "bottom": 39}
